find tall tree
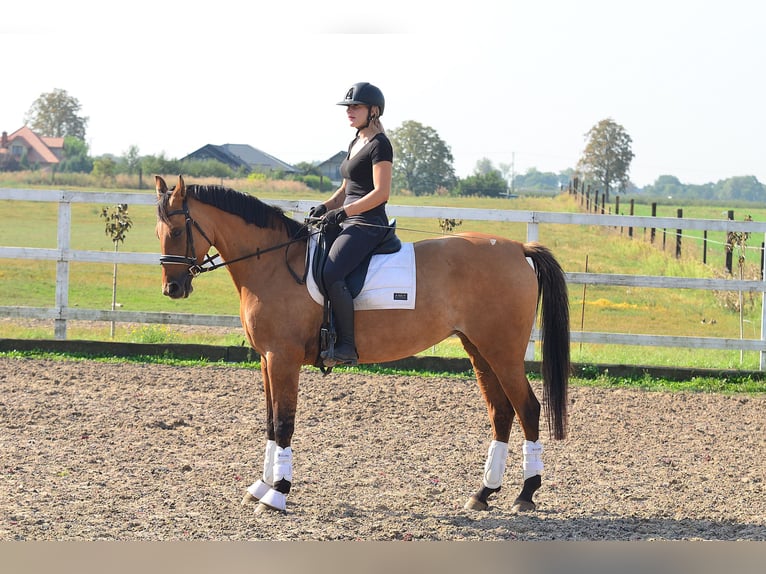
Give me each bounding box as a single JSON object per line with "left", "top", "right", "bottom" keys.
{"left": 577, "top": 118, "right": 634, "bottom": 201}
{"left": 25, "top": 88, "right": 89, "bottom": 140}
{"left": 123, "top": 145, "right": 142, "bottom": 175}
{"left": 389, "top": 120, "right": 456, "bottom": 195}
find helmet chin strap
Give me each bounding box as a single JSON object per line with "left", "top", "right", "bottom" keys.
{"left": 358, "top": 109, "right": 372, "bottom": 132}
{"left": 356, "top": 106, "right": 379, "bottom": 133}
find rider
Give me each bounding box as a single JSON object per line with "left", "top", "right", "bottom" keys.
{"left": 310, "top": 82, "right": 394, "bottom": 366}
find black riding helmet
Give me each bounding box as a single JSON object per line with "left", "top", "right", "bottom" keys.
{"left": 337, "top": 82, "right": 385, "bottom": 116}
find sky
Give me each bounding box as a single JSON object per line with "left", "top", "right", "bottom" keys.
{"left": 2, "top": 0, "right": 764, "bottom": 188}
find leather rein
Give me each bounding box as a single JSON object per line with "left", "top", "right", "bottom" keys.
{"left": 159, "top": 197, "right": 309, "bottom": 284}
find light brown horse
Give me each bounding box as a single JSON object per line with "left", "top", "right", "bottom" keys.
{"left": 155, "top": 175, "right": 570, "bottom": 514}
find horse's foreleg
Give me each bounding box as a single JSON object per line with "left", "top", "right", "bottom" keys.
{"left": 243, "top": 361, "right": 277, "bottom": 506}
{"left": 245, "top": 351, "right": 300, "bottom": 514}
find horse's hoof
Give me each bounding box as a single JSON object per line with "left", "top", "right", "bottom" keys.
{"left": 511, "top": 498, "right": 536, "bottom": 513}
{"left": 241, "top": 492, "right": 258, "bottom": 506}
{"left": 254, "top": 502, "right": 286, "bottom": 515}
{"left": 464, "top": 496, "right": 490, "bottom": 511}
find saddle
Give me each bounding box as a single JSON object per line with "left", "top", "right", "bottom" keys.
{"left": 308, "top": 220, "right": 401, "bottom": 373}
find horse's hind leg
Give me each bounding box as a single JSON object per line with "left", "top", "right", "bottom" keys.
{"left": 461, "top": 336, "right": 544, "bottom": 512}
{"left": 461, "top": 336, "right": 515, "bottom": 511}
{"left": 491, "top": 362, "right": 544, "bottom": 513}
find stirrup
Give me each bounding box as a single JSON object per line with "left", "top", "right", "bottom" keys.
{"left": 321, "top": 347, "right": 358, "bottom": 367}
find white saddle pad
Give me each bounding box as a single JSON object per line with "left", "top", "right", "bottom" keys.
{"left": 306, "top": 234, "right": 416, "bottom": 310}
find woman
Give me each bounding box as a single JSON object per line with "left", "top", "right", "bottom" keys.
{"left": 310, "top": 82, "right": 394, "bottom": 367}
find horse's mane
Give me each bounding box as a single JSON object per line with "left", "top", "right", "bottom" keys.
{"left": 158, "top": 184, "right": 307, "bottom": 239}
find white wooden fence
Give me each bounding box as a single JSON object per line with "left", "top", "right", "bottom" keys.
{"left": 3, "top": 187, "right": 766, "bottom": 368}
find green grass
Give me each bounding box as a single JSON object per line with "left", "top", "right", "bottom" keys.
{"left": 2, "top": 182, "right": 766, "bottom": 371}
{"left": 1, "top": 348, "right": 763, "bottom": 394}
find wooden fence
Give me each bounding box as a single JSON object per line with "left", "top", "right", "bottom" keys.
{"left": 3, "top": 187, "right": 766, "bottom": 368}
{"left": 568, "top": 180, "right": 761, "bottom": 273}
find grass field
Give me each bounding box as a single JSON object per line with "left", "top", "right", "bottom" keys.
{"left": 2, "top": 176, "right": 765, "bottom": 370}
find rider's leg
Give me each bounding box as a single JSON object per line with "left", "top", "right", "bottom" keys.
{"left": 326, "top": 280, "right": 358, "bottom": 364}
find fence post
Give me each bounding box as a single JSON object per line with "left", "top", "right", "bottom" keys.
{"left": 726, "top": 210, "right": 734, "bottom": 274}
{"left": 761, "top": 233, "right": 766, "bottom": 370}
{"left": 703, "top": 230, "right": 708, "bottom": 264}
{"left": 650, "top": 203, "right": 657, "bottom": 244}
{"left": 676, "top": 208, "right": 683, "bottom": 258}
{"left": 628, "top": 199, "right": 634, "bottom": 238}
{"left": 55, "top": 195, "right": 71, "bottom": 340}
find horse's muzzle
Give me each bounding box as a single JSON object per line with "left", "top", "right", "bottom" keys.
{"left": 162, "top": 274, "right": 194, "bottom": 299}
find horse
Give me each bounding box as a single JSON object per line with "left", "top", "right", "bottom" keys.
{"left": 155, "top": 175, "right": 570, "bottom": 515}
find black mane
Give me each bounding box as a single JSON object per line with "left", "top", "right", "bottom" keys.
{"left": 158, "top": 184, "right": 307, "bottom": 239}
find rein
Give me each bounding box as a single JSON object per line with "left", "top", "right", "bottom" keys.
{"left": 160, "top": 197, "right": 310, "bottom": 284}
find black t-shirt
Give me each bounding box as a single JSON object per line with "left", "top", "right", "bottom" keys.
{"left": 339, "top": 132, "right": 393, "bottom": 223}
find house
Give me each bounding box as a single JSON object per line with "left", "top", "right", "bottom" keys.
{"left": 315, "top": 151, "right": 345, "bottom": 185}
{"left": 0, "top": 126, "right": 64, "bottom": 169}
{"left": 181, "top": 143, "right": 299, "bottom": 174}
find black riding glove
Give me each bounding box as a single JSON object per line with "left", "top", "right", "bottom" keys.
{"left": 309, "top": 204, "right": 327, "bottom": 219}
{"left": 322, "top": 207, "right": 348, "bottom": 226}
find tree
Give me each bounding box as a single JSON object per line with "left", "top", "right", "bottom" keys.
{"left": 25, "top": 88, "right": 89, "bottom": 140}
{"left": 100, "top": 204, "right": 133, "bottom": 338}
{"left": 389, "top": 120, "right": 456, "bottom": 195}
{"left": 59, "top": 136, "right": 93, "bottom": 173}
{"left": 715, "top": 176, "right": 766, "bottom": 202}
{"left": 474, "top": 158, "right": 495, "bottom": 175}
{"left": 577, "top": 118, "right": 634, "bottom": 202}
{"left": 123, "top": 145, "right": 141, "bottom": 175}
{"left": 459, "top": 159, "right": 509, "bottom": 197}
{"left": 512, "top": 167, "right": 561, "bottom": 194}
{"left": 92, "top": 156, "right": 117, "bottom": 180}
{"left": 459, "top": 170, "right": 509, "bottom": 197}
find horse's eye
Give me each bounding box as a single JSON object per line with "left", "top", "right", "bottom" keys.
{"left": 171, "top": 228, "right": 183, "bottom": 238}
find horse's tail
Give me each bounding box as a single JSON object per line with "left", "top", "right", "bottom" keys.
{"left": 524, "top": 242, "right": 570, "bottom": 440}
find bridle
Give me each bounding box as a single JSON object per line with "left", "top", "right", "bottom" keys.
{"left": 159, "top": 196, "right": 309, "bottom": 283}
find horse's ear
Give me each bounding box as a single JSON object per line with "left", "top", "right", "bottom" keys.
{"left": 155, "top": 175, "right": 168, "bottom": 198}
{"left": 176, "top": 174, "right": 186, "bottom": 199}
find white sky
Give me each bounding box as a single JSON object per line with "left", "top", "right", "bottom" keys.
{"left": 2, "top": 0, "right": 763, "bottom": 188}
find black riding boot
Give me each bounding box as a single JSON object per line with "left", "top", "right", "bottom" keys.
{"left": 323, "top": 280, "right": 358, "bottom": 366}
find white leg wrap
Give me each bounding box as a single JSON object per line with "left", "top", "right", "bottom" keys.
{"left": 262, "top": 440, "right": 277, "bottom": 484}
{"left": 482, "top": 440, "right": 509, "bottom": 489}
{"left": 522, "top": 439, "right": 544, "bottom": 480}
{"left": 258, "top": 446, "right": 293, "bottom": 512}
{"left": 272, "top": 446, "right": 293, "bottom": 484}
{"left": 246, "top": 440, "right": 277, "bottom": 500}
{"left": 247, "top": 440, "right": 277, "bottom": 500}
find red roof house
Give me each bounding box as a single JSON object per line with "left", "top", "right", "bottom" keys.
{"left": 0, "top": 126, "right": 64, "bottom": 169}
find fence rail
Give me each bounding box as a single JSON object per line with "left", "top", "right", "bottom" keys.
{"left": 3, "top": 188, "right": 766, "bottom": 368}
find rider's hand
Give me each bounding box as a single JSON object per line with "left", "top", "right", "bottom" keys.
{"left": 309, "top": 204, "right": 327, "bottom": 219}
{"left": 322, "top": 207, "right": 348, "bottom": 226}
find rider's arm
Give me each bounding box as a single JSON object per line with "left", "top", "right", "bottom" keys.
{"left": 323, "top": 181, "right": 347, "bottom": 210}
